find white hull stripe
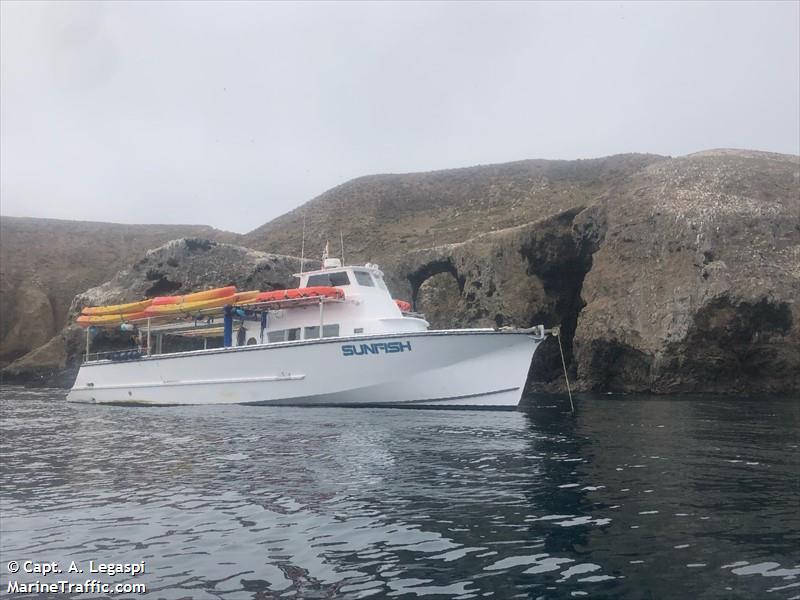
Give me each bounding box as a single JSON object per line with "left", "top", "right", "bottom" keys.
{"left": 72, "top": 374, "right": 305, "bottom": 391}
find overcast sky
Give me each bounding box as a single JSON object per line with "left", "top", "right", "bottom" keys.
{"left": 1, "top": 1, "right": 798, "bottom": 233}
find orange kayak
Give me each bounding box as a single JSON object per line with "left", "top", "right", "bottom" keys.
{"left": 232, "top": 291, "right": 261, "bottom": 305}
{"left": 76, "top": 311, "right": 150, "bottom": 328}
{"left": 82, "top": 299, "right": 152, "bottom": 316}
{"left": 150, "top": 286, "right": 237, "bottom": 306}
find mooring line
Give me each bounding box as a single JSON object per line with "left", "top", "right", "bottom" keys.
{"left": 555, "top": 326, "right": 575, "bottom": 413}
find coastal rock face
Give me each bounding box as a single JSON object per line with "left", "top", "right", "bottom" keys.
{"left": 383, "top": 151, "right": 799, "bottom": 394}
{"left": 0, "top": 217, "right": 238, "bottom": 367}
{"left": 0, "top": 286, "right": 55, "bottom": 363}
{"left": 573, "top": 150, "right": 800, "bottom": 394}
{"left": 2, "top": 238, "right": 311, "bottom": 386}
{"left": 383, "top": 206, "right": 602, "bottom": 390}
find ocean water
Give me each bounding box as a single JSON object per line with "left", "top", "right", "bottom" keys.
{"left": 1, "top": 387, "right": 798, "bottom": 600}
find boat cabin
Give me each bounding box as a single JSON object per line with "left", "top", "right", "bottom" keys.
{"left": 236, "top": 260, "right": 428, "bottom": 346}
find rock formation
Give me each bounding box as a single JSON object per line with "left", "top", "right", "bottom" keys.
{"left": 574, "top": 150, "right": 799, "bottom": 394}
{"left": 380, "top": 150, "right": 799, "bottom": 395}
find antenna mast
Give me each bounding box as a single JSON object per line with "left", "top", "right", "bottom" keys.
{"left": 300, "top": 212, "right": 306, "bottom": 275}
{"left": 340, "top": 231, "right": 345, "bottom": 265}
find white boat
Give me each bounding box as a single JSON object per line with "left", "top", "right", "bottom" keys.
{"left": 67, "top": 258, "right": 548, "bottom": 408}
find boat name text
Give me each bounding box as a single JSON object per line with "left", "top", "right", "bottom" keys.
{"left": 341, "top": 341, "right": 412, "bottom": 356}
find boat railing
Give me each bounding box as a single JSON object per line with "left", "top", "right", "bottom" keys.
{"left": 85, "top": 346, "right": 149, "bottom": 363}
{"left": 81, "top": 295, "right": 348, "bottom": 363}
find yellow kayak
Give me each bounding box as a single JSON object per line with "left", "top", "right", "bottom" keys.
{"left": 82, "top": 299, "right": 153, "bottom": 316}
{"left": 77, "top": 291, "right": 260, "bottom": 326}
{"left": 151, "top": 286, "right": 237, "bottom": 306}
{"left": 143, "top": 294, "right": 236, "bottom": 316}
{"left": 77, "top": 311, "right": 149, "bottom": 327}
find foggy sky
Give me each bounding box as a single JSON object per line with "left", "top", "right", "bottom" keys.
{"left": 1, "top": 1, "right": 798, "bottom": 233}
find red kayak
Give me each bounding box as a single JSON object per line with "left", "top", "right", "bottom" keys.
{"left": 252, "top": 286, "right": 345, "bottom": 303}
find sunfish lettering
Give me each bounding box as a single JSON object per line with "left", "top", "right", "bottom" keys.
{"left": 342, "top": 341, "right": 412, "bottom": 356}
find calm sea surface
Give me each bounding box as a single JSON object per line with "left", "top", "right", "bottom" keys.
{"left": 1, "top": 387, "right": 798, "bottom": 599}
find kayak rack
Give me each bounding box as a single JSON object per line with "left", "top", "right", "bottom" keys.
{"left": 82, "top": 295, "right": 347, "bottom": 362}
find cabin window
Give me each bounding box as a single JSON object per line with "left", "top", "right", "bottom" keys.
{"left": 354, "top": 327, "right": 364, "bottom": 334}
{"left": 306, "top": 271, "right": 350, "bottom": 287}
{"left": 269, "top": 328, "right": 300, "bottom": 342}
{"left": 354, "top": 271, "right": 375, "bottom": 287}
{"left": 304, "top": 324, "right": 339, "bottom": 339}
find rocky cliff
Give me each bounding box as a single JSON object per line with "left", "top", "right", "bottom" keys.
{"left": 0, "top": 217, "right": 239, "bottom": 367}
{"left": 574, "top": 150, "right": 799, "bottom": 394}
{"left": 3, "top": 150, "right": 798, "bottom": 395}
{"left": 380, "top": 150, "right": 799, "bottom": 394}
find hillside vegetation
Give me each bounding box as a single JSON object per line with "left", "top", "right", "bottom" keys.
{"left": 243, "top": 154, "right": 666, "bottom": 262}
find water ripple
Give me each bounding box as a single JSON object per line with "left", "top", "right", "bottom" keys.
{"left": 1, "top": 387, "right": 798, "bottom": 599}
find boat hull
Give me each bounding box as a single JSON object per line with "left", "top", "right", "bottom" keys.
{"left": 66, "top": 330, "right": 542, "bottom": 408}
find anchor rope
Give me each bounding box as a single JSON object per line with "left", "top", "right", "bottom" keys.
{"left": 555, "top": 326, "right": 575, "bottom": 413}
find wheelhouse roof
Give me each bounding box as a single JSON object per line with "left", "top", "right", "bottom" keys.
{"left": 292, "top": 264, "right": 383, "bottom": 278}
